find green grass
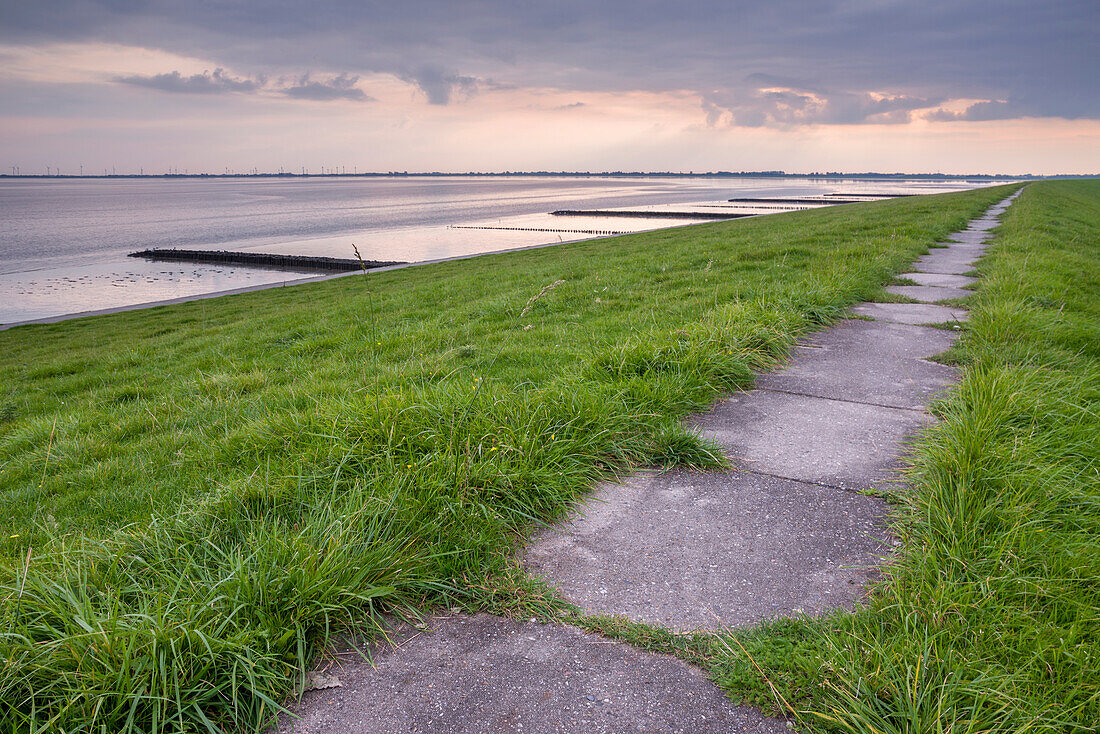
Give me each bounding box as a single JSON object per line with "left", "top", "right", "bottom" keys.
{"left": 0, "top": 184, "right": 1019, "bottom": 732}
{"left": 704, "top": 180, "right": 1100, "bottom": 732}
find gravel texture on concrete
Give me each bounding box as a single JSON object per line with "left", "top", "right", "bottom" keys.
{"left": 899, "top": 272, "right": 977, "bottom": 288}
{"left": 932, "top": 244, "right": 989, "bottom": 257}
{"left": 911, "top": 249, "right": 984, "bottom": 274}
{"left": 524, "top": 469, "right": 890, "bottom": 630}
{"left": 848, "top": 301, "right": 969, "bottom": 325}
{"left": 754, "top": 318, "right": 959, "bottom": 410}
{"left": 945, "top": 231, "right": 993, "bottom": 244}
{"left": 277, "top": 615, "right": 789, "bottom": 733}
{"left": 884, "top": 283, "right": 974, "bottom": 302}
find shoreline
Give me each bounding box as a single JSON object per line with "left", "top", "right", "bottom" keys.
{"left": 0, "top": 225, "right": 679, "bottom": 330}
{"left": 0, "top": 176, "right": 990, "bottom": 327}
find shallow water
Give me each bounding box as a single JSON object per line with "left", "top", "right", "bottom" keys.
{"left": 0, "top": 176, "right": 980, "bottom": 323}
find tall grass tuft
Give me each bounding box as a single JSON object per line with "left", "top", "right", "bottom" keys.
{"left": 1, "top": 475, "right": 443, "bottom": 732}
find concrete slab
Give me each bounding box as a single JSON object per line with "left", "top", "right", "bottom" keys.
{"left": 885, "top": 284, "right": 972, "bottom": 302}
{"left": 933, "top": 240, "right": 986, "bottom": 250}
{"left": 849, "top": 302, "right": 968, "bottom": 325}
{"left": 277, "top": 615, "right": 788, "bottom": 733}
{"left": 525, "top": 470, "right": 889, "bottom": 630}
{"left": 899, "top": 272, "right": 977, "bottom": 288}
{"left": 939, "top": 241, "right": 988, "bottom": 251}
{"left": 924, "top": 244, "right": 979, "bottom": 254}
{"left": 946, "top": 231, "right": 991, "bottom": 244}
{"left": 930, "top": 248, "right": 987, "bottom": 262}
{"left": 755, "top": 319, "right": 958, "bottom": 410}
{"left": 911, "top": 251, "right": 982, "bottom": 275}
{"left": 693, "top": 389, "right": 930, "bottom": 491}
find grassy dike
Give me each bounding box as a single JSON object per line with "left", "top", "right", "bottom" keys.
{"left": 668, "top": 179, "right": 1096, "bottom": 732}
{"left": 1, "top": 185, "right": 1016, "bottom": 732}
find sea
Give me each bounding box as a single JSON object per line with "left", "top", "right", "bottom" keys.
{"left": 0, "top": 176, "right": 987, "bottom": 324}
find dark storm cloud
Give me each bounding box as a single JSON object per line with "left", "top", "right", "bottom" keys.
{"left": 281, "top": 73, "right": 372, "bottom": 102}
{"left": 4, "top": 0, "right": 1097, "bottom": 123}
{"left": 116, "top": 69, "right": 263, "bottom": 94}
{"left": 402, "top": 67, "right": 511, "bottom": 104}
{"left": 402, "top": 66, "right": 481, "bottom": 104}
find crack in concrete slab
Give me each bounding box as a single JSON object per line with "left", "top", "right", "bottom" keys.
{"left": 733, "top": 466, "right": 894, "bottom": 497}
{"left": 754, "top": 385, "right": 932, "bottom": 413}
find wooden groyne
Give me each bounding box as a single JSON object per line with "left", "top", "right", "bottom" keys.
{"left": 129, "top": 249, "right": 404, "bottom": 272}
{"left": 551, "top": 210, "right": 750, "bottom": 220}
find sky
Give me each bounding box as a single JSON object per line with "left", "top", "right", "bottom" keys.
{"left": 1, "top": 0, "right": 1097, "bottom": 175}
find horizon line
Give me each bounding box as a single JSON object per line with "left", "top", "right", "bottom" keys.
{"left": 1, "top": 170, "right": 1084, "bottom": 180}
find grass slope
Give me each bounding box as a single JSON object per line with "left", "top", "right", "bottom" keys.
{"left": 0, "top": 186, "right": 1015, "bottom": 732}
{"left": 707, "top": 180, "right": 1100, "bottom": 732}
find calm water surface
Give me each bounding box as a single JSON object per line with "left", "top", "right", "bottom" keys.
{"left": 0, "top": 176, "right": 980, "bottom": 323}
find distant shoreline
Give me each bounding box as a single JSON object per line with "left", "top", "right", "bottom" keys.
{"left": 0, "top": 177, "right": 1006, "bottom": 327}
{"left": 0, "top": 226, "right": 641, "bottom": 331}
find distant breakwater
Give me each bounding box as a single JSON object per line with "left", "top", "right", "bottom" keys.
{"left": 727, "top": 197, "right": 875, "bottom": 205}
{"left": 826, "top": 192, "right": 914, "bottom": 197}
{"left": 453, "top": 225, "right": 628, "bottom": 235}
{"left": 701, "top": 204, "right": 817, "bottom": 211}
{"left": 550, "top": 210, "right": 750, "bottom": 220}
{"left": 129, "top": 249, "right": 404, "bottom": 273}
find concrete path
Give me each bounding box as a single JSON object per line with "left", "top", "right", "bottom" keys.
{"left": 526, "top": 191, "right": 1019, "bottom": 634}
{"left": 279, "top": 191, "right": 1020, "bottom": 732}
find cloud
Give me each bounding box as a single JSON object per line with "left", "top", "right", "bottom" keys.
{"left": 116, "top": 68, "right": 263, "bottom": 94}
{"left": 6, "top": 1, "right": 1099, "bottom": 123}
{"left": 400, "top": 66, "right": 511, "bottom": 104}
{"left": 704, "top": 83, "right": 939, "bottom": 127}
{"left": 114, "top": 67, "right": 372, "bottom": 102}
{"left": 925, "top": 100, "right": 1017, "bottom": 122}
{"left": 281, "top": 73, "right": 372, "bottom": 101}
{"left": 405, "top": 66, "right": 481, "bottom": 104}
